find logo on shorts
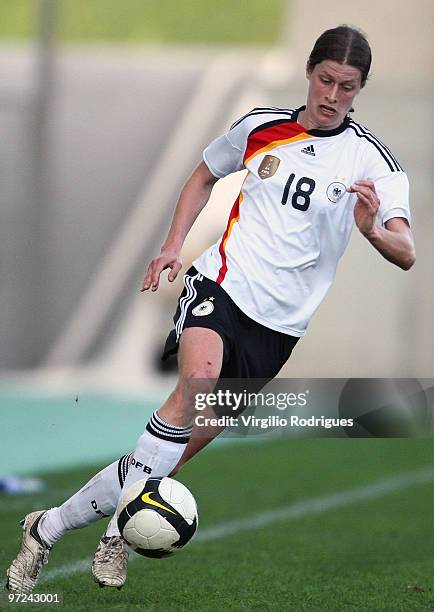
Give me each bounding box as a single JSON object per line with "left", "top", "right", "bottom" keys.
{"left": 258, "top": 155, "right": 280, "bottom": 179}
{"left": 192, "top": 297, "right": 215, "bottom": 317}
{"left": 326, "top": 182, "right": 346, "bottom": 203}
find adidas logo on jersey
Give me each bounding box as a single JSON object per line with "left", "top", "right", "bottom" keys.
{"left": 301, "top": 144, "right": 315, "bottom": 156}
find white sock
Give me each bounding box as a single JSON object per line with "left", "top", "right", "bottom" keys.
{"left": 37, "top": 455, "right": 130, "bottom": 547}
{"left": 105, "top": 411, "right": 191, "bottom": 537}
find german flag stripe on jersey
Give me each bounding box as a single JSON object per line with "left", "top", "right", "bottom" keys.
{"left": 216, "top": 192, "right": 243, "bottom": 284}
{"left": 217, "top": 120, "right": 312, "bottom": 284}
{"left": 243, "top": 119, "right": 312, "bottom": 165}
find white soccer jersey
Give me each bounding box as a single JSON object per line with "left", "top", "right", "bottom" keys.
{"left": 193, "top": 106, "right": 411, "bottom": 337}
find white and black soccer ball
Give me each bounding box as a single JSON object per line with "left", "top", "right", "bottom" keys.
{"left": 117, "top": 477, "right": 198, "bottom": 558}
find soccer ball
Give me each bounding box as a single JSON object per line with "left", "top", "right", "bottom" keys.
{"left": 117, "top": 477, "right": 198, "bottom": 558}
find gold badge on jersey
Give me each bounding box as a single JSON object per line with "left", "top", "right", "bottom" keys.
{"left": 258, "top": 155, "right": 280, "bottom": 179}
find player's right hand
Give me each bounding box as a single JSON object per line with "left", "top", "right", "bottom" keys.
{"left": 140, "top": 250, "right": 182, "bottom": 292}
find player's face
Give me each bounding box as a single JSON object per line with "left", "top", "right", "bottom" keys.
{"left": 303, "top": 60, "right": 362, "bottom": 130}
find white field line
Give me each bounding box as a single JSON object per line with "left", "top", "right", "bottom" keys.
{"left": 38, "top": 464, "right": 434, "bottom": 583}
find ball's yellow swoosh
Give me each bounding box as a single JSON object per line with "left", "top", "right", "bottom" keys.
{"left": 141, "top": 492, "right": 176, "bottom": 515}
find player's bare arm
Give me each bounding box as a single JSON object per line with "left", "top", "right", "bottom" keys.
{"left": 141, "top": 161, "right": 218, "bottom": 292}
{"left": 348, "top": 179, "right": 415, "bottom": 270}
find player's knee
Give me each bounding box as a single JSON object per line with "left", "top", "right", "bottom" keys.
{"left": 168, "top": 374, "right": 216, "bottom": 421}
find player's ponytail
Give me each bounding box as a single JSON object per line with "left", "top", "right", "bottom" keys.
{"left": 307, "top": 25, "right": 372, "bottom": 88}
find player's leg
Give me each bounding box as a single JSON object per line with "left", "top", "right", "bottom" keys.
{"left": 93, "top": 326, "right": 223, "bottom": 588}
{"left": 5, "top": 457, "right": 127, "bottom": 594}
{"left": 107, "top": 326, "right": 223, "bottom": 532}
{"left": 172, "top": 309, "right": 301, "bottom": 474}
{"left": 6, "top": 328, "right": 223, "bottom": 594}
{"left": 6, "top": 311, "right": 222, "bottom": 596}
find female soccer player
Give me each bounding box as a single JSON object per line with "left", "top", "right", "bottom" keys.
{"left": 7, "top": 25, "right": 415, "bottom": 593}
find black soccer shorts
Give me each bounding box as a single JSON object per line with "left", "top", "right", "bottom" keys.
{"left": 162, "top": 266, "right": 299, "bottom": 379}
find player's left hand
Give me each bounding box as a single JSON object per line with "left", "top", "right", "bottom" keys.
{"left": 347, "top": 179, "right": 380, "bottom": 236}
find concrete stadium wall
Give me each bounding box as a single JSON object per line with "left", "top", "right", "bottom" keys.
{"left": 0, "top": 48, "right": 207, "bottom": 368}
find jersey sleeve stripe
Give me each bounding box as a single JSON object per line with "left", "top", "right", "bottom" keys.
{"left": 348, "top": 121, "right": 403, "bottom": 172}
{"left": 230, "top": 107, "right": 295, "bottom": 130}
{"left": 348, "top": 124, "right": 396, "bottom": 172}
{"left": 351, "top": 121, "right": 403, "bottom": 171}
{"left": 216, "top": 192, "right": 243, "bottom": 284}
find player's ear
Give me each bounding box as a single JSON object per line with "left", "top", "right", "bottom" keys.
{"left": 306, "top": 62, "right": 312, "bottom": 80}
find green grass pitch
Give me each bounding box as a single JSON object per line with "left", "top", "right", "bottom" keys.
{"left": 1, "top": 438, "right": 433, "bottom": 611}
{"left": 0, "top": 0, "right": 284, "bottom": 45}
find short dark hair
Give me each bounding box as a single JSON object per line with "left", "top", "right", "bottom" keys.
{"left": 307, "top": 25, "right": 372, "bottom": 87}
